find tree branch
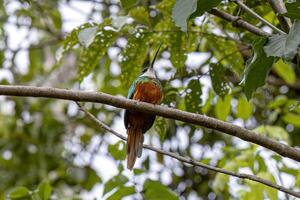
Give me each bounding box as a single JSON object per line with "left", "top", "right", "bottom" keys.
{"left": 145, "top": 30, "right": 241, "bottom": 42}
{"left": 76, "top": 103, "right": 300, "bottom": 199}
{"left": 0, "top": 85, "right": 300, "bottom": 163}
{"left": 267, "top": 0, "right": 292, "bottom": 33}
{"left": 208, "top": 9, "right": 271, "bottom": 36}
{"left": 234, "top": 0, "right": 286, "bottom": 34}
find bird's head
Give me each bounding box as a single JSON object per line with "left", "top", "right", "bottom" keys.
{"left": 140, "top": 66, "right": 156, "bottom": 78}
{"left": 140, "top": 44, "right": 162, "bottom": 79}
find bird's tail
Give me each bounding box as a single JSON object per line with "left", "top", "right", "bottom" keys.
{"left": 126, "top": 127, "right": 144, "bottom": 170}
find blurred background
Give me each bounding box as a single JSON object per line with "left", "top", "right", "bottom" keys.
{"left": 0, "top": 0, "right": 300, "bottom": 199}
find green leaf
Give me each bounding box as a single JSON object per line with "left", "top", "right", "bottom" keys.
{"left": 120, "top": 0, "right": 137, "bottom": 10}
{"left": 210, "top": 63, "right": 230, "bottom": 97}
{"left": 296, "top": 173, "right": 300, "bottom": 188}
{"left": 56, "top": 23, "right": 95, "bottom": 62}
{"left": 77, "top": 26, "right": 98, "bottom": 48}
{"left": 254, "top": 125, "right": 290, "bottom": 144}
{"left": 112, "top": 16, "right": 130, "bottom": 30}
{"left": 242, "top": 172, "right": 277, "bottom": 200}
{"left": 254, "top": 154, "right": 267, "bottom": 172}
{"left": 155, "top": 0, "right": 175, "bottom": 15}
{"left": 191, "top": 0, "right": 221, "bottom": 18}
{"left": 280, "top": 167, "right": 299, "bottom": 176}
{"left": 120, "top": 31, "right": 149, "bottom": 88}
{"left": 0, "top": 51, "right": 4, "bottom": 65}
{"left": 212, "top": 162, "right": 237, "bottom": 194}
{"left": 170, "top": 32, "right": 187, "bottom": 68}
{"left": 283, "top": 113, "right": 300, "bottom": 127}
{"left": 49, "top": 10, "right": 62, "bottom": 30}
{"left": 214, "top": 95, "right": 232, "bottom": 121}
{"left": 207, "top": 37, "right": 244, "bottom": 75}
{"left": 172, "top": 0, "right": 197, "bottom": 32}
{"left": 143, "top": 180, "right": 179, "bottom": 200}
{"left": 185, "top": 79, "right": 202, "bottom": 113}
{"left": 273, "top": 59, "right": 296, "bottom": 85}
{"left": 108, "top": 141, "right": 126, "bottom": 160}
{"left": 285, "top": 100, "right": 300, "bottom": 113}
{"left": 243, "top": 37, "right": 275, "bottom": 99}
{"left": 9, "top": 187, "right": 30, "bottom": 199}
{"left": 37, "top": 181, "right": 52, "bottom": 200}
{"left": 133, "top": 168, "right": 144, "bottom": 175}
{"left": 103, "top": 175, "right": 128, "bottom": 196}
{"left": 236, "top": 96, "right": 252, "bottom": 121}
{"left": 106, "top": 186, "right": 135, "bottom": 200}
{"left": 268, "top": 95, "right": 288, "bottom": 109}
{"left": 24, "top": 48, "right": 44, "bottom": 81}
{"left": 264, "top": 21, "right": 300, "bottom": 61}
{"left": 201, "top": 89, "right": 213, "bottom": 114}
{"left": 78, "top": 24, "right": 117, "bottom": 81}
{"left": 83, "top": 167, "right": 102, "bottom": 191}
{"left": 288, "top": 101, "right": 300, "bottom": 112}
{"left": 155, "top": 116, "right": 169, "bottom": 140}
{"left": 284, "top": 1, "right": 300, "bottom": 20}
{"left": 129, "top": 7, "right": 151, "bottom": 26}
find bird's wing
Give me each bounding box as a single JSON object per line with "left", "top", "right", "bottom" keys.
{"left": 142, "top": 115, "right": 156, "bottom": 133}
{"left": 124, "top": 79, "right": 139, "bottom": 129}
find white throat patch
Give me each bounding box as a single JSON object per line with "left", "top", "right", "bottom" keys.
{"left": 141, "top": 69, "right": 156, "bottom": 78}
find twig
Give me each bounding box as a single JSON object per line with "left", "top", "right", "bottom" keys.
{"left": 208, "top": 9, "right": 271, "bottom": 36}
{"left": 0, "top": 85, "right": 300, "bottom": 162}
{"left": 233, "top": 0, "right": 286, "bottom": 34}
{"left": 76, "top": 103, "right": 300, "bottom": 199}
{"left": 267, "top": 0, "right": 291, "bottom": 33}
{"left": 145, "top": 30, "right": 241, "bottom": 42}
{"left": 217, "top": 45, "right": 251, "bottom": 63}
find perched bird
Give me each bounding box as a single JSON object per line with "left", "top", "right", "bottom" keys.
{"left": 124, "top": 47, "right": 163, "bottom": 170}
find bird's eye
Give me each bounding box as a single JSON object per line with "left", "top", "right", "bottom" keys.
{"left": 141, "top": 67, "right": 148, "bottom": 73}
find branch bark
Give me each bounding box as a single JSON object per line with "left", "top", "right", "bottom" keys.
{"left": 0, "top": 85, "right": 300, "bottom": 163}
{"left": 208, "top": 8, "right": 271, "bottom": 37}
{"left": 234, "top": 0, "right": 286, "bottom": 34}
{"left": 76, "top": 103, "right": 300, "bottom": 199}
{"left": 267, "top": 0, "right": 291, "bottom": 33}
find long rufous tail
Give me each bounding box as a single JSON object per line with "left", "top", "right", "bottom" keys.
{"left": 126, "top": 127, "right": 143, "bottom": 170}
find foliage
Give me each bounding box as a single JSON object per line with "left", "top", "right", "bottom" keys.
{"left": 284, "top": 1, "right": 300, "bottom": 20}
{"left": 1, "top": 0, "right": 300, "bottom": 199}
{"left": 264, "top": 21, "right": 300, "bottom": 61}
{"left": 210, "top": 63, "right": 230, "bottom": 97}
{"left": 172, "top": 0, "right": 197, "bottom": 32}
{"left": 243, "top": 37, "right": 275, "bottom": 99}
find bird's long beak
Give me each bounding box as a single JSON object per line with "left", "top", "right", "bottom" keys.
{"left": 150, "top": 43, "right": 162, "bottom": 69}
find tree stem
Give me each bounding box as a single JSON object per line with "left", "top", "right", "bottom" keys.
{"left": 234, "top": 0, "right": 286, "bottom": 34}
{"left": 0, "top": 85, "right": 300, "bottom": 162}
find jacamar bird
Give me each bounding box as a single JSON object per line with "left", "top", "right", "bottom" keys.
{"left": 124, "top": 46, "right": 163, "bottom": 170}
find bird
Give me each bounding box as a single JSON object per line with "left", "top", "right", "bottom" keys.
{"left": 124, "top": 46, "right": 163, "bottom": 170}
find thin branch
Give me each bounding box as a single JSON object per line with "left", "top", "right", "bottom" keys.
{"left": 0, "top": 85, "right": 300, "bottom": 162}
{"left": 144, "top": 30, "right": 241, "bottom": 42}
{"left": 233, "top": 0, "right": 286, "bottom": 34}
{"left": 267, "top": 75, "right": 300, "bottom": 91}
{"left": 267, "top": 0, "right": 292, "bottom": 33}
{"left": 217, "top": 45, "right": 251, "bottom": 63}
{"left": 76, "top": 103, "right": 300, "bottom": 199}
{"left": 208, "top": 9, "right": 271, "bottom": 36}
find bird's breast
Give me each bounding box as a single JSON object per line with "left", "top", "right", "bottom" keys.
{"left": 133, "top": 81, "right": 162, "bottom": 104}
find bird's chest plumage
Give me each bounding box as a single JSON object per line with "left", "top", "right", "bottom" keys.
{"left": 125, "top": 79, "right": 163, "bottom": 132}
{"left": 133, "top": 81, "right": 162, "bottom": 104}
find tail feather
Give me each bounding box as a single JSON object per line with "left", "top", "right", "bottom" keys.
{"left": 127, "top": 127, "right": 143, "bottom": 170}
{"left": 137, "top": 135, "right": 144, "bottom": 158}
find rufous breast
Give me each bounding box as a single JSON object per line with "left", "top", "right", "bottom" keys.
{"left": 133, "top": 81, "right": 162, "bottom": 104}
